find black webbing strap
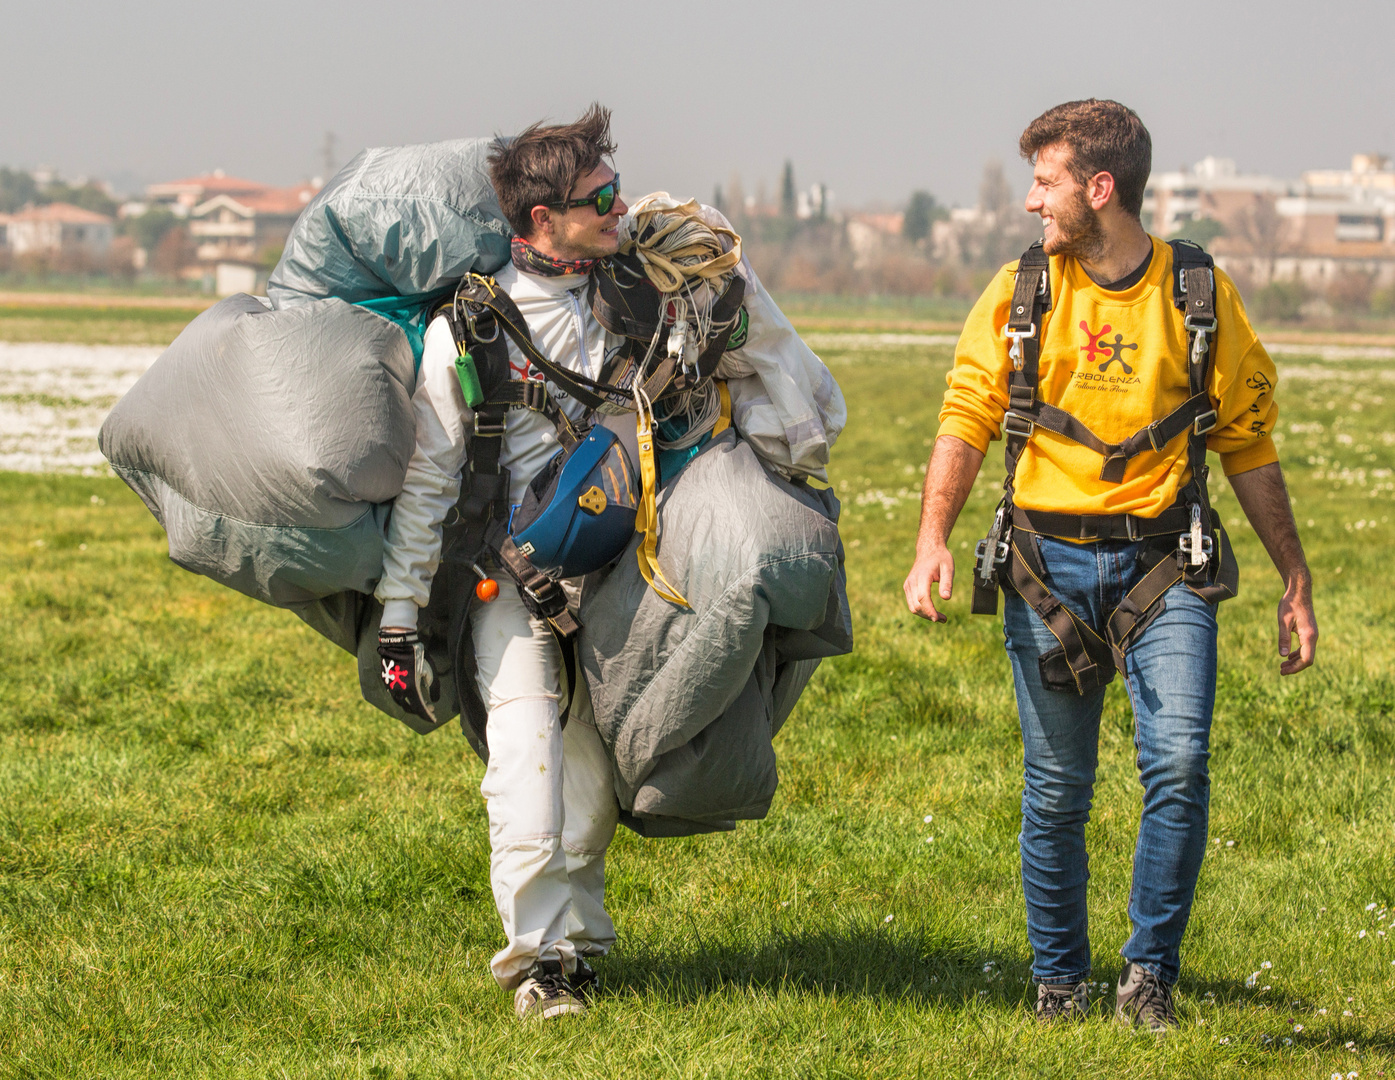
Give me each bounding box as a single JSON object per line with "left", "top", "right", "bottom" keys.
{"left": 1003, "top": 243, "right": 1052, "bottom": 488}
{"left": 1104, "top": 551, "right": 1184, "bottom": 670}
{"left": 491, "top": 528, "right": 580, "bottom": 640}
{"left": 453, "top": 274, "right": 634, "bottom": 412}
{"left": 1006, "top": 534, "right": 1114, "bottom": 693}
{"left": 1012, "top": 502, "right": 1192, "bottom": 542}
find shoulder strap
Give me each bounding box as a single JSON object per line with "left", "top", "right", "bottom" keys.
{"left": 1003, "top": 242, "right": 1053, "bottom": 495}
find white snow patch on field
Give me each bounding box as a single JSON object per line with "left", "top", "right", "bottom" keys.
{"left": 0, "top": 342, "right": 160, "bottom": 473}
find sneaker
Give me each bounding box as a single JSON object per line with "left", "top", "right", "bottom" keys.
{"left": 570, "top": 957, "right": 599, "bottom": 1004}
{"left": 1115, "top": 962, "right": 1178, "bottom": 1034}
{"left": 1035, "top": 980, "right": 1089, "bottom": 1022}
{"left": 513, "top": 960, "right": 585, "bottom": 1020}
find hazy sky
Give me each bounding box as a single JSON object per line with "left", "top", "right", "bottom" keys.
{"left": 5, "top": 1, "right": 1394, "bottom": 210}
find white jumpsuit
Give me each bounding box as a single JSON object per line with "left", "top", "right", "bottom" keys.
{"left": 375, "top": 263, "right": 623, "bottom": 989}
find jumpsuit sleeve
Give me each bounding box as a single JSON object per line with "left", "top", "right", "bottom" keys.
{"left": 374, "top": 315, "right": 472, "bottom": 629}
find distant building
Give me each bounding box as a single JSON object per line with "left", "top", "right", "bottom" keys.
{"left": 146, "top": 170, "right": 275, "bottom": 218}
{"left": 187, "top": 182, "right": 318, "bottom": 266}
{"left": 1147, "top": 155, "right": 1395, "bottom": 288}
{"left": 5, "top": 202, "right": 114, "bottom": 257}
{"left": 1144, "top": 157, "right": 1294, "bottom": 239}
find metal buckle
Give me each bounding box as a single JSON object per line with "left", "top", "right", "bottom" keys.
{"left": 1003, "top": 323, "right": 1036, "bottom": 370}
{"left": 473, "top": 414, "right": 506, "bottom": 437}
{"left": 1178, "top": 504, "right": 1212, "bottom": 567}
{"left": 1147, "top": 424, "right": 1166, "bottom": 453}
{"left": 1003, "top": 411, "right": 1035, "bottom": 438}
{"left": 1193, "top": 409, "right": 1218, "bottom": 436}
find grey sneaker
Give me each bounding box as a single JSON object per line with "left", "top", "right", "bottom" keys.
{"left": 513, "top": 960, "right": 585, "bottom": 1020}
{"left": 1115, "top": 962, "right": 1178, "bottom": 1034}
{"left": 1035, "top": 980, "right": 1089, "bottom": 1022}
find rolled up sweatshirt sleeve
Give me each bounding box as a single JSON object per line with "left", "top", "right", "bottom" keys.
{"left": 937, "top": 265, "right": 1015, "bottom": 453}
{"left": 374, "top": 315, "right": 471, "bottom": 630}
{"left": 1206, "top": 272, "right": 1280, "bottom": 476}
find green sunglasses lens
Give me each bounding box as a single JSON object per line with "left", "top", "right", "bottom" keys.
{"left": 594, "top": 178, "right": 618, "bottom": 215}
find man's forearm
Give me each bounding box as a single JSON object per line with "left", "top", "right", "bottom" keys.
{"left": 914, "top": 435, "right": 986, "bottom": 551}
{"left": 1228, "top": 461, "right": 1309, "bottom": 584}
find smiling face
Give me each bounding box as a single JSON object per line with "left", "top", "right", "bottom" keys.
{"left": 1024, "top": 143, "right": 1105, "bottom": 260}
{"left": 529, "top": 163, "right": 629, "bottom": 263}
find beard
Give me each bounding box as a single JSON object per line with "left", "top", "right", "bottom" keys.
{"left": 1042, "top": 188, "right": 1106, "bottom": 261}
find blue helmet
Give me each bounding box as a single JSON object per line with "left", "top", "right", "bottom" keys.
{"left": 510, "top": 425, "right": 639, "bottom": 579}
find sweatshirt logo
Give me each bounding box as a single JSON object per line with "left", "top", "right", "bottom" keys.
{"left": 1080, "top": 321, "right": 1138, "bottom": 374}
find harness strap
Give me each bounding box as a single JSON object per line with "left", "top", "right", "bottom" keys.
{"left": 1104, "top": 552, "right": 1184, "bottom": 669}
{"left": 1011, "top": 502, "right": 1192, "bottom": 542}
{"left": 633, "top": 405, "right": 690, "bottom": 607}
{"left": 1006, "top": 535, "right": 1114, "bottom": 693}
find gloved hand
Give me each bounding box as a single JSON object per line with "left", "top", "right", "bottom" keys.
{"left": 376, "top": 629, "right": 440, "bottom": 724}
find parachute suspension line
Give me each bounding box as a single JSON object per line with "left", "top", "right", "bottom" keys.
{"left": 655, "top": 380, "right": 722, "bottom": 451}
{"left": 633, "top": 383, "right": 690, "bottom": 608}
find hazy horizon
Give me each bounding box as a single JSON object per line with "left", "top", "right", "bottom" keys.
{"left": 5, "top": 1, "right": 1393, "bottom": 210}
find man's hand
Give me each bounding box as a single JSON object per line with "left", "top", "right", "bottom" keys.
{"left": 377, "top": 628, "right": 441, "bottom": 723}
{"left": 1276, "top": 570, "right": 1317, "bottom": 675}
{"left": 904, "top": 544, "right": 954, "bottom": 622}
{"left": 902, "top": 435, "right": 984, "bottom": 624}
{"left": 1228, "top": 461, "right": 1318, "bottom": 676}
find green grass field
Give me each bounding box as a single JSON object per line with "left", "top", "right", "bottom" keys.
{"left": 2, "top": 318, "right": 1394, "bottom": 1077}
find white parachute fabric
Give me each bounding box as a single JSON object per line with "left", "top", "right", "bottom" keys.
{"left": 623, "top": 200, "right": 847, "bottom": 481}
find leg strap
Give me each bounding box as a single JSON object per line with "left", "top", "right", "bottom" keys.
{"left": 1006, "top": 537, "right": 1115, "bottom": 695}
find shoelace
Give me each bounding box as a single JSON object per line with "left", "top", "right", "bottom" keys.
{"left": 1132, "top": 975, "right": 1176, "bottom": 1023}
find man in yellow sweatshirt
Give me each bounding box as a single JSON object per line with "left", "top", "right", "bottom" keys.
{"left": 903, "top": 100, "right": 1317, "bottom": 1033}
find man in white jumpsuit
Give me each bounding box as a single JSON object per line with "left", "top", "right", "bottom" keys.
{"left": 375, "top": 105, "right": 629, "bottom": 1020}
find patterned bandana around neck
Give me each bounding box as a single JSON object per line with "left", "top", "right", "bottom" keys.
{"left": 511, "top": 236, "right": 598, "bottom": 278}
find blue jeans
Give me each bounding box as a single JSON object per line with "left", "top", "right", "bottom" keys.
{"left": 1003, "top": 535, "right": 1217, "bottom": 986}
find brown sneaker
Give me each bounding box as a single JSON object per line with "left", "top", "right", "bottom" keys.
{"left": 1115, "top": 962, "right": 1178, "bottom": 1034}
{"left": 1035, "top": 980, "right": 1089, "bottom": 1022}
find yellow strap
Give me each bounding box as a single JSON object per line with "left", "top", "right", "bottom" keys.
{"left": 711, "top": 380, "right": 731, "bottom": 438}
{"left": 634, "top": 409, "right": 690, "bottom": 607}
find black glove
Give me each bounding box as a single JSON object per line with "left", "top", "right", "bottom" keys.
{"left": 377, "top": 629, "right": 440, "bottom": 724}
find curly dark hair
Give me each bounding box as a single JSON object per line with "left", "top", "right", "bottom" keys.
{"left": 1019, "top": 99, "right": 1152, "bottom": 218}
{"left": 488, "top": 103, "right": 617, "bottom": 238}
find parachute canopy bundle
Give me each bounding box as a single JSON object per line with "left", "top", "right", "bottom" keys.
{"left": 97, "top": 137, "right": 852, "bottom": 819}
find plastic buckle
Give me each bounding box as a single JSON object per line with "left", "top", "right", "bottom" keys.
{"left": 1193, "top": 409, "right": 1218, "bottom": 436}
{"left": 473, "top": 414, "right": 506, "bottom": 437}
{"left": 1003, "top": 411, "right": 1035, "bottom": 438}
{"left": 1003, "top": 323, "right": 1036, "bottom": 370}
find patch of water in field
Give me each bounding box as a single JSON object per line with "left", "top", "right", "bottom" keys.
{"left": 3, "top": 335, "right": 1393, "bottom": 474}
{"left": 0, "top": 342, "right": 162, "bottom": 473}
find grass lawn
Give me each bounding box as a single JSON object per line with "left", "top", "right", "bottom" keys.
{"left": 1, "top": 327, "right": 1394, "bottom": 1077}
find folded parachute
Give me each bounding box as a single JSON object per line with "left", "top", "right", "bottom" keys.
{"left": 99, "top": 138, "right": 513, "bottom": 624}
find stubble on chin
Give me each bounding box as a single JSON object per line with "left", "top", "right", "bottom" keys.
{"left": 1041, "top": 193, "right": 1105, "bottom": 262}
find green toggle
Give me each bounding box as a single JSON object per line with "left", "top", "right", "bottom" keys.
{"left": 454, "top": 350, "right": 484, "bottom": 408}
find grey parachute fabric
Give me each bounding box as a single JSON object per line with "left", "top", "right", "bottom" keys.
{"left": 577, "top": 431, "right": 852, "bottom": 837}
{"left": 98, "top": 295, "right": 416, "bottom": 609}
{"left": 268, "top": 138, "right": 511, "bottom": 309}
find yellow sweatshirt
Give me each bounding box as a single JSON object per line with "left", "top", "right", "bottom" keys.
{"left": 938, "top": 235, "right": 1278, "bottom": 517}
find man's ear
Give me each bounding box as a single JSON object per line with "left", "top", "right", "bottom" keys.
{"left": 1087, "top": 171, "right": 1117, "bottom": 212}
{"left": 529, "top": 205, "right": 553, "bottom": 238}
